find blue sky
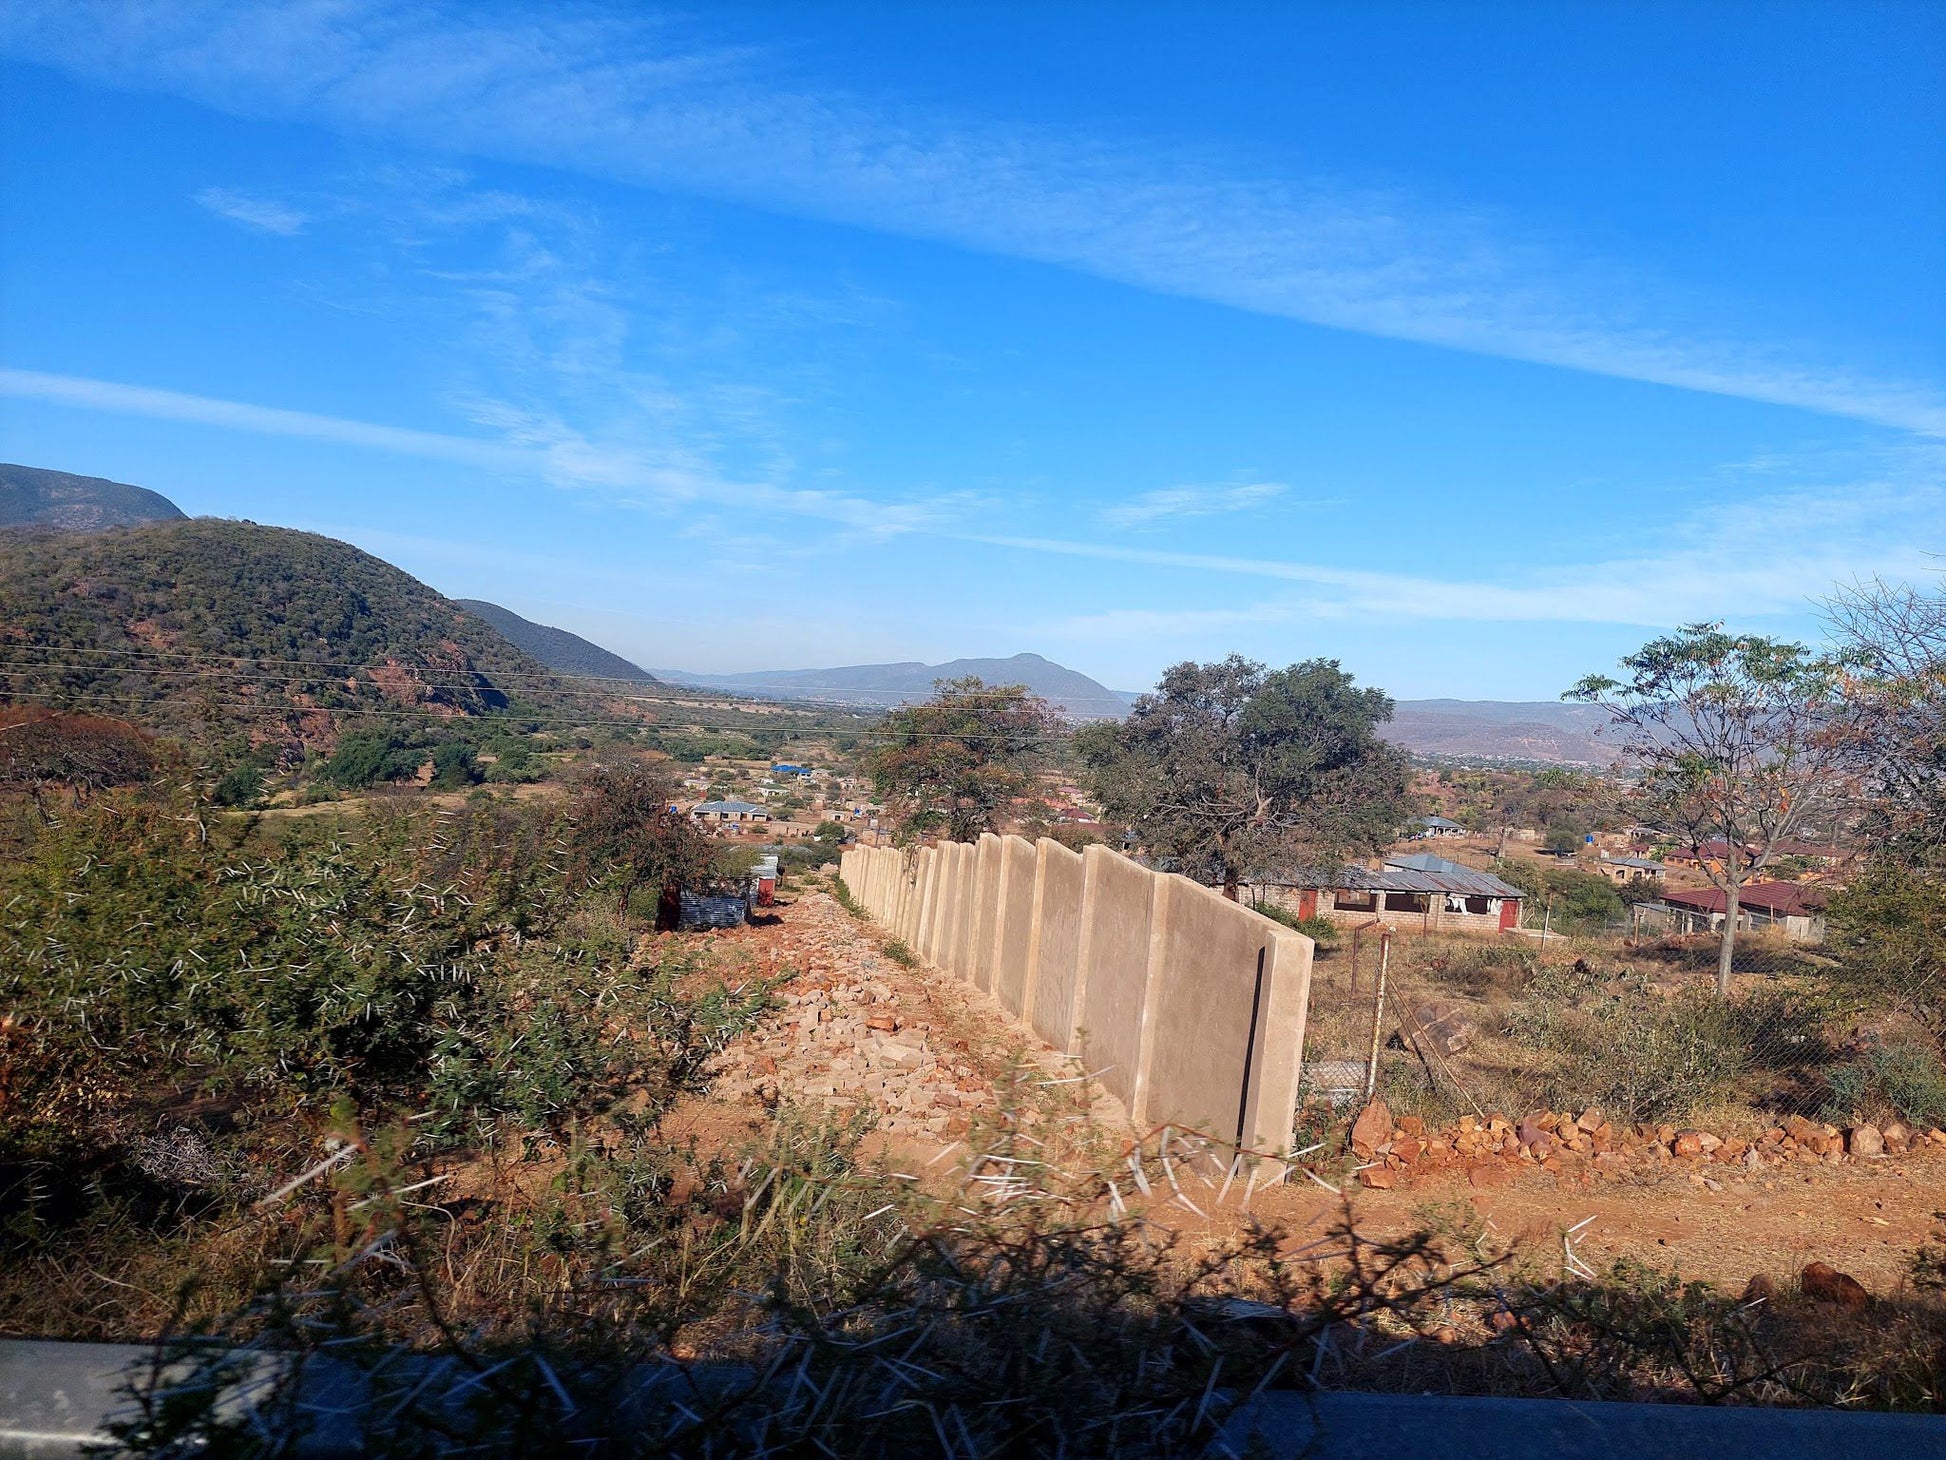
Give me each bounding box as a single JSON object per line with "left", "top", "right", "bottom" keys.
{"left": 2, "top": 2, "right": 1942, "bottom": 698}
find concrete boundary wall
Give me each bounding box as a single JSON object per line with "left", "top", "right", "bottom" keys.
{"left": 841, "top": 838, "right": 1312, "bottom": 1154}
{"left": 991, "top": 836, "right": 1039, "bottom": 1015}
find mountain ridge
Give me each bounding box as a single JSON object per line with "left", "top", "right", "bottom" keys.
{"left": 654, "top": 652, "right": 1133, "bottom": 720}
{"left": 0, "top": 463, "right": 188, "bottom": 533}
{"left": 0, "top": 519, "right": 577, "bottom": 742}
{"left": 455, "top": 600, "right": 659, "bottom": 684}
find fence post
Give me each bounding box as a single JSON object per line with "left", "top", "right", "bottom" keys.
{"left": 1362, "top": 930, "right": 1392, "bottom": 1104}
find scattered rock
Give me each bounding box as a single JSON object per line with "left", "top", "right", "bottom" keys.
{"left": 1847, "top": 1125, "right": 1884, "bottom": 1159}
{"left": 1468, "top": 1162, "right": 1511, "bottom": 1189}
{"left": 1799, "top": 1262, "right": 1869, "bottom": 1309}
{"left": 1358, "top": 1168, "right": 1396, "bottom": 1190}
{"left": 1742, "top": 1273, "right": 1778, "bottom": 1303}
{"left": 1672, "top": 1130, "right": 1704, "bottom": 1159}
{"left": 1349, "top": 1100, "right": 1395, "bottom": 1158}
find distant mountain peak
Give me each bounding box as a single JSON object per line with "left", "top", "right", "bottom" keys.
{"left": 654, "top": 653, "right": 1130, "bottom": 719}
{"left": 1, "top": 463, "right": 187, "bottom": 534}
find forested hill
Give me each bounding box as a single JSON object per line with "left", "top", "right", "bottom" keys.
{"left": 0, "top": 462, "right": 188, "bottom": 533}
{"left": 0, "top": 520, "right": 574, "bottom": 738}
{"left": 455, "top": 599, "right": 658, "bottom": 683}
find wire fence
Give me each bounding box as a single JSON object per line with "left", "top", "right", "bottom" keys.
{"left": 1296, "top": 920, "right": 1946, "bottom": 1139}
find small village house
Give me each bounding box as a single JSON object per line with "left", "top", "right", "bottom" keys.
{"left": 689, "top": 798, "right": 771, "bottom": 829}
{"left": 1407, "top": 815, "right": 1468, "bottom": 839}
{"left": 1642, "top": 881, "right": 1828, "bottom": 942}
{"left": 1596, "top": 854, "right": 1664, "bottom": 885}
{"left": 1259, "top": 852, "right": 1524, "bottom": 934}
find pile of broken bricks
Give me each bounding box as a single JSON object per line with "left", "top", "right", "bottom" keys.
{"left": 1340, "top": 1099, "right": 1946, "bottom": 1191}
{"left": 698, "top": 893, "right": 1003, "bottom": 1139}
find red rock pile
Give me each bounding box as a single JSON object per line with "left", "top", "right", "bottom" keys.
{"left": 1345, "top": 1099, "right": 1946, "bottom": 1190}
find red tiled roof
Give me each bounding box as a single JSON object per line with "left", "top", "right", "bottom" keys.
{"left": 1664, "top": 881, "right": 1826, "bottom": 917}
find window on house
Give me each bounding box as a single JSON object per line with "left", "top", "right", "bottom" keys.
{"left": 1464, "top": 895, "right": 1493, "bottom": 915}
{"left": 1331, "top": 890, "right": 1377, "bottom": 912}
{"left": 1383, "top": 892, "right": 1429, "bottom": 914}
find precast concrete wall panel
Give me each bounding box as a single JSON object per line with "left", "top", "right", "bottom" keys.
{"left": 1248, "top": 930, "right": 1314, "bottom": 1155}
{"left": 1024, "top": 839, "right": 1086, "bottom": 1049}
{"left": 915, "top": 846, "right": 940, "bottom": 960}
{"left": 969, "top": 834, "right": 1003, "bottom": 992}
{"left": 902, "top": 852, "right": 923, "bottom": 944}
{"left": 1139, "top": 878, "right": 1307, "bottom": 1144}
{"left": 950, "top": 841, "right": 979, "bottom": 980}
{"left": 992, "top": 836, "right": 1040, "bottom": 1016}
{"left": 1075, "top": 844, "right": 1156, "bottom": 1111}
{"left": 936, "top": 843, "right": 967, "bottom": 976}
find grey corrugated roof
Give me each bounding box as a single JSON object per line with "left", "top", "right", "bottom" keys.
{"left": 692, "top": 799, "right": 767, "bottom": 814}
{"left": 1386, "top": 852, "right": 1471, "bottom": 875}
{"left": 1339, "top": 866, "right": 1525, "bottom": 898}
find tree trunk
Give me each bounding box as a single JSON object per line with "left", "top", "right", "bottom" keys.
{"left": 655, "top": 879, "right": 683, "bottom": 933}
{"left": 1715, "top": 882, "right": 1741, "bottom": 997}
{"left": 1222, "top": 865, "right": 1240, "bottom": 902}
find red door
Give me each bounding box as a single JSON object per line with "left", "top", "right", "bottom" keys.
{"left": 1499, "top": 898, "right": 1519, "bottom": 932}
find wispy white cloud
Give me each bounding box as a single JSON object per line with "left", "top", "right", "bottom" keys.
{"left": 193, "top": 185, "right": 308, "bottom": 234}
{"left": 1056, "top": 601, "right": 1309, "bottom": 640}
{"left": 5, "top": 0, "right": 1941, "bottom": 434}
{"left": 972, "top": 444, "right": 1946, "bottom": 630}
{"left": 1101, "top": 481, "right": 1286, "bottom": 529}
{"left": 0, "top": 366, "right": 937, "bottom": 534}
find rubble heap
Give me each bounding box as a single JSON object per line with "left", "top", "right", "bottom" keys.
{"left": 1343, "top": 1098, "right": 1946, "bottom": 1191}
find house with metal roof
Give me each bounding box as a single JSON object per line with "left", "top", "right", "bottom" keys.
{"left": 1386, "top": 851, "right": 1472, "bottom": 876}
{"left": 1256, "top": 859, "right": 1525, "bottom": 934}
{"left": 1647, "top": 881, "right": 1827, "bottom": 942}
{"left": 1407, "top": 815, "right": 1468, "bottom": 839}
{"left": 688, "top": 799, "right": 771, "bottom": 826}
{"left": 1595, "top": 854, "right": 1664, "bottom": 885}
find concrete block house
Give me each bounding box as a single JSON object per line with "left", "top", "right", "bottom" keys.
{"left": 1261, "top": 852, "right": 1525, "bottom": 934}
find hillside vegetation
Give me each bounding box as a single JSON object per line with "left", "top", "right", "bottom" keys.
{"left": 0, "top": 519, "right": 568, "bottom": 738}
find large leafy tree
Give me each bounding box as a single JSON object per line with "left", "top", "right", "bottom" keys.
{"left": 1569, "top": 623, "right": 1849, "bottom": 995}
{"left": 1075, "top": 656, "right": 1409, "bottom": 898}
{"left": 868, "top": 677, "right": 1059, "bottom": 842}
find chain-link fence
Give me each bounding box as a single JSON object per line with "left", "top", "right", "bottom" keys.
{"left": 1296, "top": 921, "right": 1946, "bottom": 1139}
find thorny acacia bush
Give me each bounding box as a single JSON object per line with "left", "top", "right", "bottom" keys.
{"left": 0, "top": 785, "right": 769, "bottom": 1260}
{"left": 113, "top": 1105, "right": 1946, "bottom": 1460}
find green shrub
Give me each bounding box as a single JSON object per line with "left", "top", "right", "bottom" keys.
{"left": 1253, "top": 900, "right": 1339, "bottom": 945}
{"left": 430, "top": 741, "right": 480, "bottom": 789}
{"left": 1824, "top": 1042, "right": 1946, "bottom": 1129}
{"left": 320, "top": 731, "right": 421, "bottom": 788}
{"left": 210, "top": 760, "right": 265, "bottom": 808}
{"left": 0, "top": 790, "right": 765, "bottom": 1151}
